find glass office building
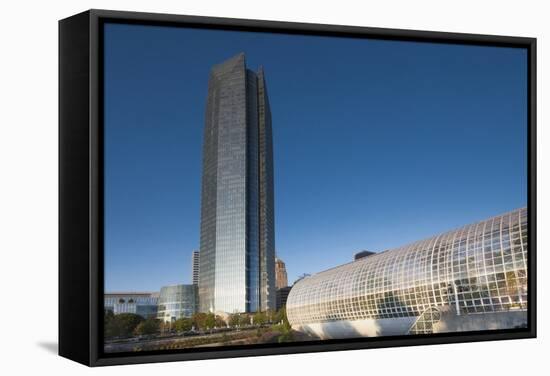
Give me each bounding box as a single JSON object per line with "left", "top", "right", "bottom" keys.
{"left": 286, "top": 208, "right": 528, "bottom": 339}
{"left": 157, "top": 285, "right": 198, "bottom": 323}
{"left": 199, "top": 53, "right": 276, "bottom": 314}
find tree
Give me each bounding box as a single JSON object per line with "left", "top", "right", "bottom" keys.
{"left": 134, "top": 318, "right": 160, "bottom": 336}
{"left": 173, "top": 317, "right": 193, "bottom": 333}
{"left": 104, "top": 310, "right": 114, "bottom": 338}
{"left": 228, "top": 313, "right": 240, "bottom": 328}
{"left": 253, "top": 311, "right": 267, "bottom": 326}
{"left": 205, "top": 313, "right": 216, "bottom": 330}
{"left": 105, "top": 313, "right": 143, "bottom": 338}
{"left": 159, "top": 320, "right": 172, "bottom": 334}
{"left": 215, "top": 315, "right": 226, "bottom": 328}
{"left": 265, "top": 309, "right": 275, "bottom": 323}
{"left": 273, "top": 307, "right": 294, "bottom": 343}
{"left": 274, "top": 307, "right": 290, "bottom": 328}
{"left": 192, "top": 312, "right": 208, "bottom": 331}
{"left": 104, "top": 310, "right": 114, "bottom": 325}
{"left": 238, "top": 313, "right": 251, "bottom": 327}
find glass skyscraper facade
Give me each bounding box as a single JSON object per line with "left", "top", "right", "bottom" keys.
{"left": 192, "top": 250, "right": 200, "bottom": 286}
{"left": 286, "top": 208, "right": 528, "bottom": 339}
{"left": 199, "top": 53, "right": 276, "bottom": 314}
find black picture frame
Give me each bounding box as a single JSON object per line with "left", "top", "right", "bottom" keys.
{"left": 59, "top": 9, "right": 537, "bottom": 367}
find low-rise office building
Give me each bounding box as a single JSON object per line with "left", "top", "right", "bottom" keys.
{"left": 104, "top": 292, "right": 159, "bottom": 318}
{"left": 157, "top": 284, "right": 198, "bottom": 323}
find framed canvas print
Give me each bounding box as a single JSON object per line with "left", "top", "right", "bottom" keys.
{"left": 59, "top": 9, "right": 536, "bottom": 366}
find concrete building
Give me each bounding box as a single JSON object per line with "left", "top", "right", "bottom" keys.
{"left": 198, "top": 53, "right": 276, "bottom": 313}
{"left": 104, "top": 292, "right": 159, "bottom": 318}
{"left": 275, "top": 257, "right": 288, "bottom": 289}
{"left": 287, "top": 208, "right": 528, "bottom": 339}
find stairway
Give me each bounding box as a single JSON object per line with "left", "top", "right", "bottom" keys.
{"left": 407, "top": 306, "right": 442, "bottom": 335}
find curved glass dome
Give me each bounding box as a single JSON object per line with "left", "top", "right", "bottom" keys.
{"left": 286, "top": 208, "right": 528, "bottom": 330}
{"left": 157, "top": 284, "right": 198, "bottom": 322}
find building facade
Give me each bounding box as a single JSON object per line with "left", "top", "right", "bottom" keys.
{"left": 192, "top": 250, "right": 200, "bottom": 286}
{"left": 275, "top": 257, "right": 288, "bottom": 289}
{"left": 157, "top": 285, "right": 198, "bottom": 323}
{"left": 104, "top": 292, "right": 159, "bottom": 318}
{"left": 198, "top": 53, "right": 276, "bottom": 314}
{"left": 287, "top": 208, "right": 528, "bottom": 339}
{"left": 276, "top": 286, "right": 292, "bottom": 311}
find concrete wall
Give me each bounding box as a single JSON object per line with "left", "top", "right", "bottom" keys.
{"left": 435, "top": 310, "right": 528, "bottom": 333}
{"left": 293, "top": 310, "right": 528, "bottom": 340}
{"left": 294, "top": 316, "right": 416, "bottom": 339}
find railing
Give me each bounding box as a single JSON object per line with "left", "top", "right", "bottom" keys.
{"left": 408, "top": 306, "right": 442, "bottom": 335}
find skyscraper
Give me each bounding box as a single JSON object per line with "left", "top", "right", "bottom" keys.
{"left": 275, "top": 257, "right": 288, "bottom": 289}
{"left": 191, "top": 250, "right": 200, "bottom": 285}
{"left": 198, "top": 53, "right": 276, "bottom": 314}
{"left": 276, "top": 286, "right": 292, "bottom": 311}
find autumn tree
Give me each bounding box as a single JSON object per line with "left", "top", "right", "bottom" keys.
{"left": 192, "top": 312, "right": 208, "bottom": 331}
{"left": 173, "top": 317, "right": 193, "bottom": 333}
{"left": 253, "top": 311, "right": 267, "bottom": 325}
{"left": 134, "top": 318, "right": 160, "bottom": 336}
{"left": 105, "top": 313, "right": 143, "bottom": 338}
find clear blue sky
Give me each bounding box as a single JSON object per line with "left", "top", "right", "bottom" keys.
{"left": 103, "top": 22, "right": 527, "bottom": 292}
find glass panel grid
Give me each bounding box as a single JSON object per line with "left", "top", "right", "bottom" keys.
{"left": 287, "top": 208, "right": 528, "bottom": 326}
